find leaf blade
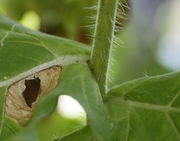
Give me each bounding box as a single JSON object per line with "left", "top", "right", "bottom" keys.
{"left": 106, "top": 71, "right": 180, "bottom": 141}
{"left": 0, "top": 14, "right": 90, "bottom": 84}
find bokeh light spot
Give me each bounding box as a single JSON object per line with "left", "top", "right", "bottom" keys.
{"left": 20, "top": 10, "right": 40, "bottom": 30}
{"left": 57, "top": 95, "right": 86, "bottom": 121}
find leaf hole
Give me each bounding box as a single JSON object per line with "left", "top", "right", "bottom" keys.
{"left": 23, "top": 77, "right": 41, "bottom": 107}
{"left": 5, "top": 66, "right": 61, "bottom": 121}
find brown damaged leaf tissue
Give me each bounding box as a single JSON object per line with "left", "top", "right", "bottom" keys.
{"left": 5, "top": 66, "right": 61, "bottom": 121}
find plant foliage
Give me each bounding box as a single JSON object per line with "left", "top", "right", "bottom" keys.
{"left": 0, "top": 0, "right": 180, "bottom": 141}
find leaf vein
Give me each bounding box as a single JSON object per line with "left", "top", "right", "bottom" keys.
{"left": 168, "top": 91, "right": 180, "bottom": 106}
{"left": 166, "top": 113, "right": 180, "bottom": 139}
{"left": 125, "top": 111, "right": 130, "bottom": 141}
{"left": 121, "top": 99, "right": 180, "bottom": 113}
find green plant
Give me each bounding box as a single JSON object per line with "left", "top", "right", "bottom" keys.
{"left": 0, "top": 0, "right": 180, "bottom": 141}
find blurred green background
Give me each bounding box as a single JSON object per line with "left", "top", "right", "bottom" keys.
{"left": 0, "top": 0, "right": 97, "bottom": 43}
{"left": 1, "top": 0, "right": 180, "bottom": 140}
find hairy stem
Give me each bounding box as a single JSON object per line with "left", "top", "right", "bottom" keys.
{"left": 90, "top": 0, "right": 118, "bottom": 95}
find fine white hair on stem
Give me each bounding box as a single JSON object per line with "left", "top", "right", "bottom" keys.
{"left": 83, "top": 5, "right": 98, "bottom": 10}
{"left": 82, "top": 0, "right": 130, "bottom": 44}
{"left": 80, "top": 3, "right": 98, "bottom": 43}
{"left": 114, "top": 0, "right": 130, "bottom": 33}
{"left": 87, "top": 0, "right": 130, "bottom": 94}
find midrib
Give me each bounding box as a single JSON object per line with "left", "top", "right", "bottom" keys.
{"left": 0, "top": 55, "right": 89, "bottom": 87}
{"left": 116, "top": 98, "right": 180, "bottom": 113}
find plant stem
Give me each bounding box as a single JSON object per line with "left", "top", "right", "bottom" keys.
{"left": 90, "top": 0, "right": 118, "bottom": 95}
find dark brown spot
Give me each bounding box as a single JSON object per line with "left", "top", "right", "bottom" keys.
{"left": 23, "top": 77, "right": 40, "bottom": 107}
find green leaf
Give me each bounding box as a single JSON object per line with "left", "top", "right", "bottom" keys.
{"left": 3, "top": 64, "right": 113, "bottom": 141}
{"left": 0, "top": 87, "right": 22, "bottom": 140}
{"left": 56, "top": 71, "right": 180, "bottom": 141}
{"left": 37, "top": 111, "right": 84, "bottom": 141}
{"left": 56, "top": 126, "right": 97, "bottom": 141}
{"left": 106, "top": 71, "right": 180, "bottom": 141}
{"left": 55, "top": 64, "right": 113, "bottom": 141}
{"left": 0, "top": 14, "right": 90, "bottom": 83}
{"left": 0, "top": 15, "right": 98, "bottom": 140}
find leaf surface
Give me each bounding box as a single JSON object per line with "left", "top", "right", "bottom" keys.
{"left": 0, "top": 14, "right": 90, "bottom": 84}
{"left": 106, "top": 71, "right": 180, "bottom": 141}
{"left": 57, "top": 126, "right": 97, "bottom": 141}
{"left": 2, "top": 64, "right": 113, "bottom": 141}
{"left": 0, "top": 15, "right": 98, "bottom": 140}
{"left": 56, "top": 71, "right": 180, "bottom": 141}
